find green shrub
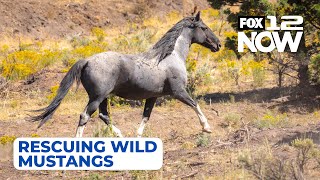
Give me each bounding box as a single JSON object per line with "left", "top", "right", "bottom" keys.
{"left": 186, "top": 57, "right": 212, "bottom": 98}
{"left": 237, "top": 140, "right": 320, "bottom": 179}
{"left": 93, "top": 125, "right": 115, "bottom": 138}
{"left": 309, "top": 53, "right": 320, "bottom": 84}
{"left": 110, "top": 28, "right": 155, "bottom": 53}
{"left": 70, "top": 36, "right": 90, "bottom": 48}
{"left": 252, "top": 66, "right": 265, "bottom": 87}
{"left": 224, "top": 113, "right": 241, "bottom": 127}
{"left": 217, "top": 59, "right": 242, "bottom": 86}
{"left": 85, "top": 172, "right": 103, "bottom": 180}
{"left": 196, "top": 133, "right": 211, "bottom": 147}
{"left": 249, "top": 60, "right": 266, "bottom": 88}
{"left": 291, "top": 138, "right": 318, "bottom": 173}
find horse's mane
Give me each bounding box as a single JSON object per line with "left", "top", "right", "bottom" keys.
{"left": 144, "top": 17, "right": 194, "bottom": 64}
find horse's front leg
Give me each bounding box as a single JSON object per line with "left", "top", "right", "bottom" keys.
{"left": 137, "top": 97, "right": 157, "bottom": 137}
{"left": 173, "top": 89, "right": 212, "bottom": 133}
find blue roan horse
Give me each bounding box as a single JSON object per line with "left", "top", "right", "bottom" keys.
{"left": 31, "top": 12, "right": 221, "bottom": 137}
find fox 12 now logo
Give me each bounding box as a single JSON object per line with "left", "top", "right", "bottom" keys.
{"left": 237, "top": 16, "right": 303, "bottom": 52}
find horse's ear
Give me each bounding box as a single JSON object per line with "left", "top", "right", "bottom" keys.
{"left": 195, "top": 11, "right": 200, "bottom": 21}
{"left": 192, "top": 6, "right": 198, "bottom": 16}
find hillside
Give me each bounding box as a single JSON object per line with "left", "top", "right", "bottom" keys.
{"left": 0, "top": 0, "right": 209, "bottom": 38}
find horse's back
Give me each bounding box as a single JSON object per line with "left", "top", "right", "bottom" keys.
{"left": 81, "top": 52, "right": 131, "bottom": 97}
{"left": 113, "top": 60, "right": 169, "bottom": 99}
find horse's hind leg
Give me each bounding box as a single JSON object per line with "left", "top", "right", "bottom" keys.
{"left": 75, "top": 97, "right": 103, "bottom": 137}
{"left": 99, "top": 98, "right": 123, "bottom": 137}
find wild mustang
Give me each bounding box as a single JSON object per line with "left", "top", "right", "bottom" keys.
{"left": 31, "top": 12, "right": 221, "bottom": 137}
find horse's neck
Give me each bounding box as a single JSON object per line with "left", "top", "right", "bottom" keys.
{"left": 172, "top": 28, "right": 192, "bottom": 62}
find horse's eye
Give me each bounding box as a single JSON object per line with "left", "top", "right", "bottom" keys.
{"left": 201, "top": 27, "right": 207, "bottom": 31}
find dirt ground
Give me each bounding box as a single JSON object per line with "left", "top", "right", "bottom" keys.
{"left": 1, "top": 70, "right": 320, "bottom": 179}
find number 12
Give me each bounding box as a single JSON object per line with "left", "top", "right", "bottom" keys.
{"left": 266, "top": 16, "right": 303, "bottom": 31}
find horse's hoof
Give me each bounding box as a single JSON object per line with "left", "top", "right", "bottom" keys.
{"left": 203, "top": 127, "right": 212, "bottom": 133}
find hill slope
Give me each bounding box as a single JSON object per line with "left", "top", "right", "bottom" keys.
{"left": 0, "top": 0, "right": 209, "bottom": 38}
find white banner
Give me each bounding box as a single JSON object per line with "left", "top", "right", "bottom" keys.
{"left": 14, "top": 138, "right": 163, "bottom": 170}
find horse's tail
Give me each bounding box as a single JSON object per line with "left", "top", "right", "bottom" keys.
{"left": 30, "top": 59, "right": 88, "bottom": 128}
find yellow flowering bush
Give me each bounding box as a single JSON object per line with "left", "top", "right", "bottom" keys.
{"left": 71, "top": 45, "right": 105, "bottom": 59}
{"left": 0, "top": 135, "right": 16, "bottom": 145}
{"left": 255, "top": 111, "right": 289, "bottom": 128}
{"left": 91, "top": 27, "right": 106, "bottom": 42}
{"left": 202, "top": 9, "right": 219, "bottom": 18}
{"left": 2, "top": 50, "right": 40, "bottom": 80}
{"left": 47, "top": 85, "right": 59, "bottom": 101}
{"left": 1, "top": 49, "right": 61, "bottom": 80}
{"left": 166, "top": 11, "right": 181, "bottom": 23}
{"left": 31, "top": 133, "right": 40, "bottom": 137}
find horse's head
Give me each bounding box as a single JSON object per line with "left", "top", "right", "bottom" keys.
{"left": 189, "top": 12, "right": 221, "bottom": 52}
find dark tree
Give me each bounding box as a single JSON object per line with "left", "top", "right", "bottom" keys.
{"left": 209, "top": 0, "right": 320, "bottom": 86}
